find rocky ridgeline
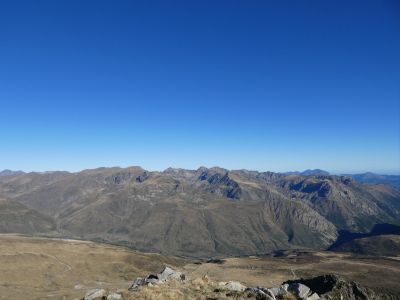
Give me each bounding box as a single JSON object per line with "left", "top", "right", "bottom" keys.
{"left": 81, "top": 266, "right": 394, "bottom": 300}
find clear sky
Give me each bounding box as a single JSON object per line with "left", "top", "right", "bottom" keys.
{"left": 0, "top": 1, "right": 399, "bottom": 174}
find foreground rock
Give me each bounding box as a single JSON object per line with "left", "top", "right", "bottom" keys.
{"left": 129, "top": 266, "right": 185, "bottom": 291}
{"left": 82, "top": 271, "right": 398, "bottom": 300}
{"left": 285, "top": 274, "right": 398, "bottom": 300}
{"left": 82, "top": 288, "right": 124, "bottom": 300}
{"left": 84, "top": 289, "right": 107, "bottom": 300}
{"left": 218, "top": 281, "right": 247, "bottom": 292}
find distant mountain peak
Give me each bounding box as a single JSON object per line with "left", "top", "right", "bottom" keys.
{"left": 0, "top": 169, "right": 25, "bottom": 177}
{"left": 301, "top": 169, "right": 330, "bottom": 176}
{"left": 282, "top": 169, "right": 330, "bottom": 176}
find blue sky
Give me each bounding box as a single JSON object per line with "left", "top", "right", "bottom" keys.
{"left": 0, "top": 0, "right": 399, "bottom": 174}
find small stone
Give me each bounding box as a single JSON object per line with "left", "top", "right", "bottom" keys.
{"left": 84, "top": 289, "right": 107, "bottom": 300}
{"left": 245, "top": 287, "right": 276, "bottom": 300}
{"left": 107, "top": 293, "right": 122, "bottom": 300}
{"left": 218, "top": 281, "right": 246, "bottom": 291}
{"left": 129, "top": 278, "right": 145, "bottom": 291}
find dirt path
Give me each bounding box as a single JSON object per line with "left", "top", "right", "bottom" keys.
{"left": 0, "top": 251, "right": 72, "bottom": 273}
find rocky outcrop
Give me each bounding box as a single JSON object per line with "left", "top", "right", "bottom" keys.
{"left": 196, "top": 167, "right": 242, "bottom": 199}
{"left": 129, "top": 266, "right": 185, "bottom": 291}
{"left": 82, "top": 271, "right": 398, "bottom": 300}
{"left": 284, "top": 274, "right": 397, "bottom": 300}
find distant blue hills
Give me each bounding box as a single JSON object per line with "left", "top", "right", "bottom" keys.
{"left": 282, "top": 169, "right": 400, "bottom": 189}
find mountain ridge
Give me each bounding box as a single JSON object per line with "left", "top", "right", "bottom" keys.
{"left": 0, "top": 166, "right": 399, "bottom": 257}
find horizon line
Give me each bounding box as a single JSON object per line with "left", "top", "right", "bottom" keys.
{"left": 1, "top": 166, "right": 400, "bottom": 176}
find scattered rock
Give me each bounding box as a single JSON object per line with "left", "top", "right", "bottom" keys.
{"left": 246, "top": 287, "right": 276, "bottom": 300}
{"left": 129, "top": 278, "right": 145, "bottom": 291}
{"left": 218, "top": 281, "right": 246, "bottom": 292}
{"left": 129, "top": 266, "right": 185, "bottom": 291}
{"left": 84, "top": 288, "right": 107, "bottom": 300}
{"left": 270, "top": 283, "right": 289, "bottom": 297}
{"left": 87, "top": 272, "right": 393, "bottom": 300}
{"left": 157, "top": 266, "right": 183, "bottom": 282}
{"left": 107, "top": 293, "right": 122, "bottom": 300}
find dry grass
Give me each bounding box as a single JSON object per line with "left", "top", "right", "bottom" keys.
{"left": 121, "top": 278, "right": 258, "bottom": 300}
{"left": 183, "top": 250, "right": 400, "bottom": 297}
{"left": 280, "top": 293, "right": 297, "bottom": 300}
{"left": 0, "top": 235, "right": 399, "bottom": 299}
{"left": 0, "top": 234, "right": 184, "bottom": 300}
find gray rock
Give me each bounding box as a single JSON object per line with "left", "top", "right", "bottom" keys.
{"left": 107, "top": 293, "right": 122, "bottom": 300}
{"left": 262, "top": 288, "right": 277, "bottom": 300}
{"left": 84, "top": 289, "right": 107, "bottom": 300}
{"left": 307, "top": 293, "right": 320, "bottom": 300}
{"left": 218, "top": 281, "right": 247, "bottom": 291}
{"left": 157, "top": 266, "right": 183, "bottom": 281}
{"left": 270, "top": 283, "right": 289, "bottom": 297}
{"left": 288, "top": 282, "right": 311, "bottom": 299}
{"left": 129, "top": 278, "right": 145, "bottom": 291}
{"left": 129, "top": 266, "right": 185, "bottom": 292}
{"left": 245, "top": 287, "right": 275, "bottom": 300}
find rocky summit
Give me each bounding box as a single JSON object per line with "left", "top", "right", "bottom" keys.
{"left": 0, "top": 166, "right": 399, "bottom": 257}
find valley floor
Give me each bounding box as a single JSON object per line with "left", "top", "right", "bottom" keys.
{"left": 0, "top": 235, "right": 399, "bottom": 299}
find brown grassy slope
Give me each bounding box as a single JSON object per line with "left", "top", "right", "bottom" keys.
{"left": 182, "top": 251, "right": 400, "bottom": 298}
{"left": 0, "top": 236, "right": 399, "bottom": 299}
{"left": 0, "top": 198, "right": 55, "bottom": 233}
{"left": 0, "top": 234, "right": 184, "bottom": 300}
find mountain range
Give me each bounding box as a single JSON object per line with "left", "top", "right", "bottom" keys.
{"left": 345, "top": 172, "right": 400, "bottom": 189}
{"left": 0, "top": 166, "right": 399, "bottom": 258}
{"left": 0, "top": 169, "right": 25, "bottom": 177}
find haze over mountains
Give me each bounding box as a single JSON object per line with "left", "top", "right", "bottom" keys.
{"left": 0, "top": 166, "right": 399, "bottom": 258}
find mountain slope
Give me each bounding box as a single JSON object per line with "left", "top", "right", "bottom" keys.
{"left": 331, "top": 235, "right": 400, "bottom": 256}
{"left": 0, "top": 167, "right": 399, "bottom": 257}
{"left": 0, "top": 198, "right": 56, "bottom": 234}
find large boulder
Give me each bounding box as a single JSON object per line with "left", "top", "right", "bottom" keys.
{"left": 288, "top": 282, "right": 312, "bottom": 299}
{"left": 129, "top": 266, "right": 185, "bottom": 291}
{"left": 285, "top": 274, "right": 339, "bottom": 295}
{"left": 157, "top": 266, "right": 184, "bottom": 281}
{"left": 284, "top": 274, "right": 393, "bottom": 300}
{"left": 270, "top": 283, "right": 289, "bottom": 297}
